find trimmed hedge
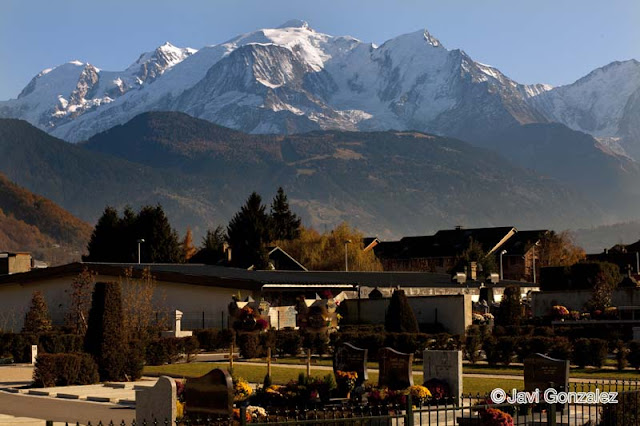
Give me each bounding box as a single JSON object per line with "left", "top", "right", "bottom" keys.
{"left": 145, "top": 336, "right": 200, "bottom": 366}
{"left": 33, "top": 353, "right": 99, "bottom": 387}
{"left": 0, "top": 333, "right": 84, "bottom": 363}
{"left": 193, "top": 329, "right": 234, "bottom": 351}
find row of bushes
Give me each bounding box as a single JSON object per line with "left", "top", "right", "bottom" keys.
{"left": 236, "top": 330, "right": 332, "bottom": 359}
{"left": 332, "top": 331, "right": 460, "bottom": 360}
{"left": 466, "top": 327, "right": 616, "bottom": 368}
{"left": 145, "top": 337, "right": 200, "bottom": 366}
{"left": 193, "top": 329, "right": 234, "bottom": 351}
{"left": 33, "top": 353, "right": 99, "bottom": 387}
{"left": 0, "top": 333, "right": 84, "bottom": 363}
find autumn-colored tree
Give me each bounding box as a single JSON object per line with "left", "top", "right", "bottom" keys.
{"left": 65, "top": 267, "right": 97, "bottom": 335}
{"left": 182, "top": 228, "right": 197, "bottom": 261}
{"left": 120, "top": 267, "right": 163, "bottom": 341}
{"left": 538, "top": 231, "right": 586, "bottom": 267}
{"left": 23, "top": 290, "right": 52, "bottom": 333}
{"left": 280, "top": 223, "right": 382, "bottom": 271}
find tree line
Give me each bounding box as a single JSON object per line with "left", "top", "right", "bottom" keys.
{"left": 84, "top": 187, "right": 381, "bottom": 271}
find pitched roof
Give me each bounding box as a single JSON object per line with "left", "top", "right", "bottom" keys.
{"left": 501, "top": 230, "right": 548, "bottom": 256}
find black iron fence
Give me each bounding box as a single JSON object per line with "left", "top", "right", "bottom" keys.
{"left": 48, "top": 380, "right": 640, "bottom": 425}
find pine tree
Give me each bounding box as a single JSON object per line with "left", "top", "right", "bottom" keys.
{"left": 23, "top": 290, "right": 52, "bottom": 333}
{"left": 84, "top": 282, "right": 128, "bottom": 381}
{"left": 227, "top": 192, "right": 271, "bottom": 269}
{"left": 191, "top": 226, "right": 227, "bottom": 264}
{"left": 135, "top": 205, "right": 183, "bottom": 263}
{"left": 182, "top": 228, "right": 197, "bottom": 261}
{"left": 84, "top": 207, "right": 120, "bottom": 262}
{"left": 497, "top": 285, "right": 522, "bottom": 326}
{"left": 270, "top": 187, "right": 301, "bottom": 242}
{"left": 384, "top": 289, "right": 419, "bottom": 332}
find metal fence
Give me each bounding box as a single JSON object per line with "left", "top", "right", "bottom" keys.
{"left": 50, "top": 380, "right": 640, "bottom": 426}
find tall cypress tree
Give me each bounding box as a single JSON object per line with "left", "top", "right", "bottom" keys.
{"left": 84, "top": 282, "right": 127, "bottom": 381}
{"left": 270, "top": 187, "right": 301, "bottom": 242}
{"left": 384, "top": 289, "right": 420, "bottom": 332}
{"left": 227, "top": 192, "right": 271, "bottom": 269}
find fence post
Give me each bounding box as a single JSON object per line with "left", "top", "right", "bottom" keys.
{"left": 202, "top": 311, "right": 205, "bottom": 329}
{"left": 45, "top": 421, "right": 53, "bottom": 426}
{"left": 547, "top": 399, "right": 557, "bottom": 426}
{"left": 240, "top": 406, "right": 247, "bottom": 426}
{"left": 405, "top": 394, "right": 414, "bottom": 426}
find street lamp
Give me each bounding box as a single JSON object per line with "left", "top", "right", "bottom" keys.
{"left": 137, "top": 239, "right": 145, "bottom": 264}
{"left": 532, "top": 241, "right": 540, "bottom": 284}
{"left": 344, "top": 240, "right": 352, "bottom": 272}
{"left": 499, "top": 250, "right": 507, "bottom": 280}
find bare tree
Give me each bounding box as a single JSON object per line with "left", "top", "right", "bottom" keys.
{"left": 65, "top": 267, "right": 97, "bottom": 335}
{"left": 119, "top": 267, "right": 165, "bottom": 341}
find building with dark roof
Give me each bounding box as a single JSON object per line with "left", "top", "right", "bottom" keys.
{"left": 373, "top": 226, "right": 547, "bottom": 282}
{"left": 0, "top": 261, "right": 537, "bottom": 332}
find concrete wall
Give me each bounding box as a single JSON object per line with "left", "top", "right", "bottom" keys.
{"left": 0, "top": 274, "right": 260, "bottom": 332}
{"left": 531, "top": 287, "right": 640, "bottom": 317}
{"left": 341, "top": 294, "right": 471, "bottom": 335}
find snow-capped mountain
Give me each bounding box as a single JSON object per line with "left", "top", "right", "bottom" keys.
{"left": 0, "top": 20, "right": 637, "bottom": 153}
{"left": 527, "top": 60, "right": 640, "bottom": 158}
{"left": 0, "top": 42, "right": 195, "bottom": 131}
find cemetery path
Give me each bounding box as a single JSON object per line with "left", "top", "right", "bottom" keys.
{"left": 0, "top": 391, "right": 134, "bottom": 424}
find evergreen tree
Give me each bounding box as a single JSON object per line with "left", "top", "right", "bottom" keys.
{"left": 135, "top": 205, "right": 182, "bottom": 263}
{"left": 23, "top": 290, "right": 52, "bottom": 333}
{"left": 384, "top": 289, "right": 419, "bottom": 332}
{"left": 84, "top": 282, "right": 128, "bottom": 381}
{"left": 84, "top": 207, "right": 120, "bottom": 262}
{"left": 191, "top": 226, "right": 227, "bottom": 264}
{"left": 270, "top": 187, "right": 301, "bottom": 242}
{"left": 497, "top": 285, "right": 522, "bottom": 326}
{"left": 182, "top": 228, "right": 197, "bottom": 261}
{"left": 84, "top": 204, "right": 182, "bottom": 263}
{"left": 227, "top": 192, "right": 271, "bottom": 269}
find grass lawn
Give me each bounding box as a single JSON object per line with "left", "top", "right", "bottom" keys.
{"left": 144, "top": 362, "right": 522, "bottom": 395}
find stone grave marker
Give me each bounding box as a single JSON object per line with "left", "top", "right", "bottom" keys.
{"left": 31, "top": 345, "right": 38, "bottom": 365}
{"left": 269, "top": 306, "right": 297, "bottom": 329}
{"left": 378, "top": 347, "right": 414, "bottom": 390}
{"left": 423, "top": 350, "right": 463, "bottom": 401}
{"left": 184, "top": 368, "right": 233, "bottom": 418}
{"left": 524, "top": 353, "right": 569, "bottom": 392}
{"left": 136, "top": 376, "right": 177, "bottom": 425}
{"left": 333, "top": 343, "right": 368, "bottom": 386}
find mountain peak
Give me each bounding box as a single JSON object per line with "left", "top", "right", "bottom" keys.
{"left": 277, "top": 19, "right": 311, "bottom": 30}
{"left": 423, "top": 29, "right": 442, "bottom": 48}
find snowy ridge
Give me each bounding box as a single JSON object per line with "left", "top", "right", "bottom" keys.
{"left": 1, "top": 20, "right": 638, "bottom": 156}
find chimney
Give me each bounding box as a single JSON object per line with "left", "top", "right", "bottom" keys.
{"left": 470, "top": 262, "right": 477, "bottom": 280}
{"left": 455, "top": 225, "right": 463, "bottom": 231}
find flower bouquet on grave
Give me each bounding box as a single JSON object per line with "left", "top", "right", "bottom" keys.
{"left": 335, "top": 370, "right": 357, "bottom": 397}
{"left": 408, "top": 385, "right": 431, "bottom": 406}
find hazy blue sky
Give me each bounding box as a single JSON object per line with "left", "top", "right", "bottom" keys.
{"left": 1, "top": 0, "right": 638, "bottom": 100}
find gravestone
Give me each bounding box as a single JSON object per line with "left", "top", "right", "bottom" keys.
{"left": 161, "top": 310, "right": 193, "bottom": 338}
{"left": 136, "top": 376, "right": 177, "bottom": 425}
{"left": 423, "top": 350, "right": 463, "bottom": 401}
{"left": 184, "top": 368, "right": 233, "bottom": 418}
{"left": 524, "top": 353, "right": 569, "bottom": 392}
{"left": 333, "top": 343, "right": 368, "bottom": 386}
{"left": 31, "top": 345, "right": 38, "bottom": 365}
{"left": 269, "top": 306, "right": 297, "bottom": 329}
{"left": 378, "top": 347, "right": 414, "bottom": 390}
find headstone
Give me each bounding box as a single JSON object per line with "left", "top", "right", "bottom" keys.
{"left": 333, "top": 343, "right": 368, "bottom": 386}
{"left": 161, "top": 310, "right": 193, "bottom": 338}
{"left": 136, "top": 376, "right": 177, "bottom": 425}
{"left": 30, "top": 345, "right": 37, "bottom": 365}
{"left": 423, "top": 350, "right": 463, "bottom": 401}
{"left": 378, "top": 347, "right": 413, "bottom": 390}
{"left": 524, "top": 353, "right": 569, "bottom": 392}
{"left": 184, "top": 368, "right": 233, "bottom": 418}
{"left": 269, "top": 306, "right": 297, "bottom": 330}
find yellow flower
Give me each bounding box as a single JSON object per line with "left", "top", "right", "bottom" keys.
{"left": 176, "top": 401, "right": 185, "bottom": 420}
{"left": 408, "top": 385, "right": 432, "bottom": 400}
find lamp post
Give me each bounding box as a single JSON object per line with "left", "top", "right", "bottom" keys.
{"left": 499, "top": 250, "right": 507, "bottom": 280}
{"left": 344, "top": 240, "right": 352, "bottom": 272}
{"left": 137, "top": 239, "right": 145, "bottom": 264}
{"left": 532, "top": 241, "right": 540, "bottom": 284}
{"left": 636, "top": 252, "right": 639, "bottom": 274}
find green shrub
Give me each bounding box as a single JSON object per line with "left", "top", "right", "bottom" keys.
{"left": 275, "top": 330, "right": 302, "bottom": 357}
{"left": 497, "top": 337, "right": 516, "bottom": 365}
{"left": 237, "top": 333, "right": 260, "bottom": 359}
{"left": 39, "top": 334, "right": 84, "bottom": 354}
{"left": 385, "top": 290, "right": 419, "bottom": 333}
{"left": 464, "top": 332, "right": 483, "bottom": 364}
{"left": 628, "top": 341, "right": 640, "bottom": 370}
{"left": 33, "top": 353, "right": 99, "bottom": 387}
{"left": 548, "top": 337, "right": 572, "bottom": 360}
{"left": 125, "top": 339, "right": 145, "bottom": 380}
{"left": 483, "top": 336, "right": 500, "bottom": 366}
{"left": 590, "top": 338, "right": 608, "bottom": 368}
{"left": 145, "top": 337, "right": 198, "bottom": 365}
{"left": 572, "top": 338, "right": 591, "bottom": 368}
{"left": 194, "top": 329, "right": 218, "bottom": 351}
